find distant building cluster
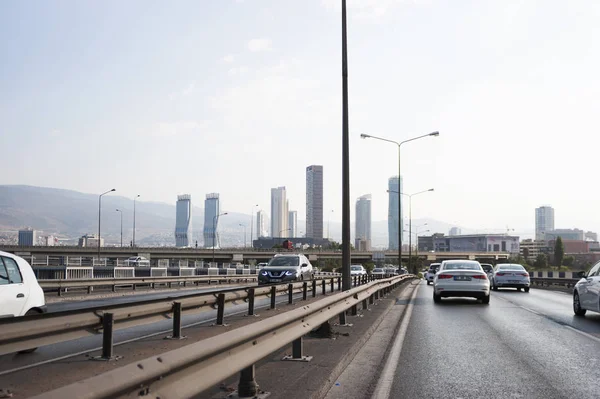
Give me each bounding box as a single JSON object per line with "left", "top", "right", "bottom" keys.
{"left": 418, "top": 233, "right": 520, "bottom": 254}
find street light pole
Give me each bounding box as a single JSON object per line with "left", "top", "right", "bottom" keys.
{"left": 212, "top": 212, "right": 228, "bottom": 266}
{"left": 362, "top": 132, "right": 439, "bottom": 269}
{"left": 116, "top": 209, "right": 123, "bottom": 247}
{"left": 239, "top": 224, "right": 246, "bottom": 248}
{"left": 341, "top": 0, "right": 351, "bottom": 291}
{"left": 133, "top": 194, "right": 140, "bottom": 247}
{"left": 98, "top": 188, "right": 115, "bottom": 260}
{"left": 250, "top": 204, "right": 258, "bottom": 249}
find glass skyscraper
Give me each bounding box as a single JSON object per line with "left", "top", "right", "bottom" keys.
{"left": 203, "top": 193, "right": 220, "bottom": 248}
{"left": 306, "top": 165, "right": 323, "bottom": 239}
{"left": 175, "top": 194, "right": 192, "bottom": 247}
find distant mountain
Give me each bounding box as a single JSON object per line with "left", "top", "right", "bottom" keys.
{"left": 1, "top": 185, "right": 528, "bottom": 248}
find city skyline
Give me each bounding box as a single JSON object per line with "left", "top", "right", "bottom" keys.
{"left": 2, "top": 1, "right": 599, "bottom": 234}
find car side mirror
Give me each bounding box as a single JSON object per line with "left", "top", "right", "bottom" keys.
{"left": 576, "top": 271, "right": 586, "bottom": 278}
{"left": 301, "top": 263, "right": 308, "bottom": 268}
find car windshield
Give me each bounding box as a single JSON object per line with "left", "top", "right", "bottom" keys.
{"left": 373, "top": 268, "right": 383, "bottom": 272}
{"left": 429, "top": 266, "right": 439, "bottom": 271}
{"left": 443, "top": 263, "right": 480, "bottom": 270}
{"left": 498, "top": 265, "right": 525, "bottom": 271}
{"left": 351, "top": 266, "right": 362, "bottom": 271}
{"left": 268, "top": 256, "right": 300, "bottom": 267}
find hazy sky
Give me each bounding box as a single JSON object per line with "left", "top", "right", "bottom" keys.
{"left": 1, "top": 0, "right": 599, "bottom": 235}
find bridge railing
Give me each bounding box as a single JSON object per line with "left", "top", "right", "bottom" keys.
{"left": 26, "top": 274, "right": 413, "bottom": 399}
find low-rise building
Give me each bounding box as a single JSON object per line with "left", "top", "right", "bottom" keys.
{"left": 424, "top": 234, "right": 520, "bottom": 254}
{"left": 520, "top": 239, "right": 549, "bottom": 260}
{"left": 78, "top": 234, "right": 104, "bottom": 248}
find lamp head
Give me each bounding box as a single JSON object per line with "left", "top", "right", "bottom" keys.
{"left": 110, "top": 188, "right": 116, "bottom": 192}
{"left": 360, "top": 133, "right": 370, "bottom": 139}
{"left": 428, "top": 188, "right": 435, "bottom": 192}
{"left": 429, "top": 131, "right": 440, "bottom": 137}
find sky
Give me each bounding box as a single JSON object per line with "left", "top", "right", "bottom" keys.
{"left": 1, "top": 0, "right": 599, "bottom": 236}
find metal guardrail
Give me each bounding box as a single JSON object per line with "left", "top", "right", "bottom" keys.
{"left": 530, "top": 277, "right": 579, "bottom": 290}
{"left": 0, "top": 274, "right": 352, "bottom": 356}
{"left": 29, "top": 274, "right": 413, "bottom": 399}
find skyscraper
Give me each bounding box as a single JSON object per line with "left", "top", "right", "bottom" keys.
{"left": 388, "top": 176, "right": 403, "bottom": 250}
{"left": 271, "top": 187, "right": 289, "bottom": 238}
{"left": 203, "top": 193, "right": 220, "bottom": 248}
{"left": 306, "top": 165, "right": 323, "bottom": 239}
{"left": 289, "top": 210, "right": 298, "bottom": 238}
{"left": 256, "top": 210, "right": 267, "bottom": 239}
{"left": 175, "top": 194, "right": 192, "bottom": 247}
{"left": 535, "top": 206, "right": 555, "bottom": 241}
{"left": 355, "top": 194, "right": 372, "bottom": 250}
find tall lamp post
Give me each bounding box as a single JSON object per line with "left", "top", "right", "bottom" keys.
{"left": 98, "top": 188, "right": 116, "bottom": 260}
{"left": 212, "top": 212, "right": 228, "bottom": 266}
{"left": 363, "top": 132, "right": 439, "bottom": 268}
{"left": 116, "top": 209, "right": 123, "bottom": 247}
{"left": 239, "top": 224, "right": 247, "bottom": 248}
{"left": 250, "top": 204, "right": 258, "bottom": 249}
{"left": 133, "top": 194, "right": 140, "bottom": 247}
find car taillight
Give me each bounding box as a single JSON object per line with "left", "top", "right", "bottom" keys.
{"left": 520, "top": 273, "right": 529, "bottom": 277}
{"left": 438, "top": 274, "right": 453, "bottom": 279}
{"left": 472, "top": 275, "right": 487, "bottom": 279}
{"left": 496, "top": 273, "right": 505, "bottom": 276}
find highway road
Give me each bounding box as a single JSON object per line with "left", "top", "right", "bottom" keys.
{"left": 376, "top": 282, "right": 600, "bottom": 399}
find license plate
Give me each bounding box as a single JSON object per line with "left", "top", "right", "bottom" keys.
{"left": 454, "top": 276, "right": 471, "bottom": 281}
{"left": 269, "top": 279, "right": 281, "bottom": 283}
{"left": 508, "top": 280, "right": 520, "bottom": 283}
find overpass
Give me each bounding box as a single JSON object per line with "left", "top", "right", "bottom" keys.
{"left": 0, "top": 245, "right": 511, "bottom": 266}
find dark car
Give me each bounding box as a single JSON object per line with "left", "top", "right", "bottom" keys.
{"left": 257, "top": 254, "right": 314, "bottom": 285}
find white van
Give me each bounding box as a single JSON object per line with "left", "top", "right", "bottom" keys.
{"left": 0, "top": 250, "right": 47, "bottom": 318}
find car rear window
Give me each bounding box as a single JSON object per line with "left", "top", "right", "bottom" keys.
{"left": 443, "top": 263, "right": 481, "bottom": 270}
{"left": 373, "top": 268, "right": 383, "bottom": 272}
{"left": 351, "top": 266, "right": 362, "bottom": 271}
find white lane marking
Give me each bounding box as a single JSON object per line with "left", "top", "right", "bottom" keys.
{"left": 371, "top": 282, "right": 420, "bottom": 399}
{"left": 563, "top": 325, "right": 600, "bottom": 344}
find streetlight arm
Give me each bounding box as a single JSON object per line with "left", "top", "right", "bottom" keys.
{"left": 360, "top": 133, "right": 400, "bottom": 147}
{"left": 399, "top": 131, "right": 439, "bottom": 147}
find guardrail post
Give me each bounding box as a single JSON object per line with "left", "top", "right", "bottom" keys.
{"left": 351, "top": 304, "right": 358, "bottom": 316}
{"left": 362, "top": 299, "right": 368, "bottom": 310}
{"left": 238, "top": 365, "right": 260, "bottom": 397}
{"left": 270, "top": 286, "right": 276, "bottom": 309}
{"left": 248, "top": 288, "right": 255, "bottom": 316}
{"left": 216, "top": 293, "right": 226, "bottom": 325}
{"left": 303, "top": 282, "right": 307, "bottom": 300}
{"left": 312, "top": 279, "right": 317, "bottom": 297}
{"left": 369, "top": 293, "right": 374, "bottom": 305}
{"left": 288, "top": 283, "right": 293, "bottom": 304}
{"left": 321, "top": 279, "right": 326, "bottom": 295}
{"left": 330, "top": 278, "right": 334, "bottom": 293}
{"left": 282, "top": 336, "right": 313, "bottom": 362}
{"left": 339, "top": 311, "right": 347, "bottom": 326}
{"left": 90, "top": 312, "right": 121, "bottom": 361}
{"left": 166, "top": 302, "right": 185, "bottom": 340}
{"left": 337, "top": 277, "right": 341, "bottom": 291}
{"left": 375, "top": 290, "right": 379, "bottom": 300}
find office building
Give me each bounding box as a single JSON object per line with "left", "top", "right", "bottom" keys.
{"left": 586, "top": 231, "right": 598, "bottom": 242}
{"left": 545, "top": 228, "right": 585, "bottom": 242}
{"left": 388, "top": 176, "right": 403, "bottom": 250}
{"left": 78, "top": 234, "right": 104, "bottom": 248}
{"left": 355, "top": 194, "right": 372, "bottom": 250}
{"left": 428, "top": 234, "right": 520, "bottom": 254}
{"left": 203, "top": 193, "right": 220, "bottom": 248}
{"left": 256, "top": 210, "right": 268, "bottom": 238}
{"left": 535, "top": 206, "right": 555, "bottom": 241}
{"left": 288, "top": 210, "right": 298, "bottom": 238}
{"left": 18, "top": 229, "right": 37, "bottom": 246}
{"left": 306, "top": 165, "right": 324, "bottom": 239}
{"left": 271, "top": 187, "right": 289, "bottom": 238}
{"left": 175, "top": 194, "right": 192, "bottom": 247}
{"left": 449, "top": 227, "right": 461, "bottom": 236}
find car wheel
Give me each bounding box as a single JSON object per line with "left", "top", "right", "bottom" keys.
{"left": 433, "top": 292, "right": 441, "bottom": 303}
{"left": 573, "top": 292, "right": 587, "bottom": 316}
{"left": 426, "top": 281, "right": 430, "bottom": 285}
{"left": 524, "top": 287, "right": 530, "bottom": 293}
{"left": 481, "top": 295, "right": 490, "bottom": 305}
{"left": 492, "top": 283, "right": 498, "bottom": 291}
{"left": 18, "top": 309, "right": 41, "bottom": 354}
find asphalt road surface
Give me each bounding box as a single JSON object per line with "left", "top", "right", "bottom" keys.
{"left": 381, "top": 281, "right": 600, "bottom": 399}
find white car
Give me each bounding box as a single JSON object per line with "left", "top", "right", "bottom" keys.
{"left": 0, "top": 251, "right": 46, "bottom": 318}
{"left": 433, "top": 260, "right": 490, "bottom": 304}
{"left": 426, "top": 263, "right": 441, "bottom": 285}
{"left": 371, "top": 268, "right": 385, "bottom": 279}
{"left": 350, "top": 265, "right": 367, "bottom": 276}
{"left": 123, "top": 256, "right": 150, "bottom": 267}
{"left": 490, "top": 263, "right": 530, "bottom": 292}
{"left": 573, "top": 260, "right": 600, "bottom": 316}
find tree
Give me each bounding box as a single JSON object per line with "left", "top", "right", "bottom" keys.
{"left": 534, "top": 254, "right": 548, "bottom": 269}
{"left": 554, "top": 237, "right": 565, "bottom": 266}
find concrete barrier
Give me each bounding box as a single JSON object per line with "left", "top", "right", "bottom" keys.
{"left": 226, "top": 268, "right": 237, "bottom": 275}
{"left": 150, "top": 267, "right": 167, "bottom": 277}
{"left": 179, "top": 268, "right": 195, "bottom": 277}
{"left": 65, "top": 267, "right": 94, "bottom": 280}
{"left": 114, "top": 267, "right": 135, "bottom": 278}
{"left": 207, "top": 268, "right": 219, "bottom": 276}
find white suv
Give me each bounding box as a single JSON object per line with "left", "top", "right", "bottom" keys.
{"left": 350, "top": 265, "right": 367, "bottom": 276}
{"left": 0, "top": 251, "right": 46, "bottom": 318}
{"left": 573, "top": 261, "right": 600, "bottom": 316}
